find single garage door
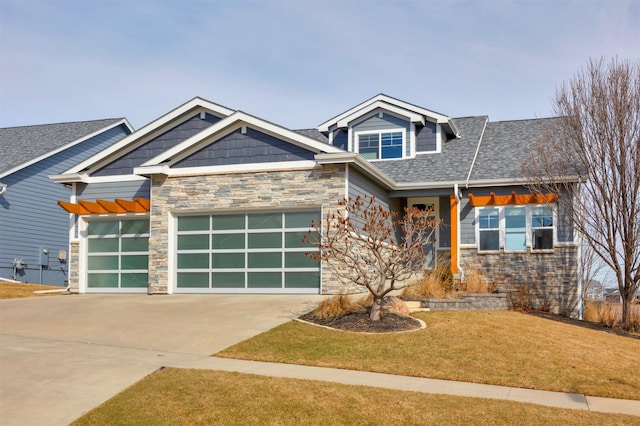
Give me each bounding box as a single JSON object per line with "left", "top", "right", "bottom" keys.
{"left": 86, "top": 218, "right": 149, "bottom": 292}
{"left": 175, "top": 210, "right": 320, "bottom": 293}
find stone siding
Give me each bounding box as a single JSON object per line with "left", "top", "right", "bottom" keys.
{"left": 148, "top": 165, "right": 350, "bottom": 294}
{"left": 460, "top": 246, "right": 580, "bottom": 318}
{"left": 68, "top": 241, "right": 80, "bottom": 293}
{"left": 419, "top": 293, "right": 509, "bottom": 311}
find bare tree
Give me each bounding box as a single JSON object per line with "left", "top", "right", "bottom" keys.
{"left": 522, "top": 58, "right": 639, "bottom": 328}
{"left": 580, "top": 238, "right": 609, "bottom": 302}
{"left": 306, "top": 195, "right": 438, "bottom": 321}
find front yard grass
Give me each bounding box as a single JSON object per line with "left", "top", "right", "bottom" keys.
{"left": 72, "top": 368, "right": 639, "bottom": 425}
{"left": 217, "top": 310, "right": 640, "bottom": 400}
{"left": 0, "top": 282, "right": 66, "bottom": 299}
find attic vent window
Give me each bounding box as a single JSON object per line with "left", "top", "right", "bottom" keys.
{"left": 200, "top": 112, "right": 206, "bottom": 119}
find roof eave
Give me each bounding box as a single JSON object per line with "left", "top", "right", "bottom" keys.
{"left": 314, "top": 152, "right": 396, "bottom": 189}
{"left": 49, "top": 173, "right": 88, "bottom": 184}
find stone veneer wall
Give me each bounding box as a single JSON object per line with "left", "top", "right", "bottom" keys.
{"left": 460, "top": 246, "right": 580, "bottom": 318}
{"left": 148, "top": 165, "right": 354, "bottom": 294}
{"left": 68, "top": 240, "right": 80, "bottom": 293}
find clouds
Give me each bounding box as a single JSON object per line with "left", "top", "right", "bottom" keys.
{"left": 0, "top": 0, "right": 638, "bottom": 130}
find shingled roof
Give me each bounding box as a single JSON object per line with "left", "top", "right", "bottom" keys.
{"left": 369, "top": 116, "right": 488, "bottom": 184}
{"left": 468, "top": 117, "right": 562, "bottom": 182}
{"left": 0, "top": 119, "right": 126, "bottom": 177}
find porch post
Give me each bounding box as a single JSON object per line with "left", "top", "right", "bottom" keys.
{"left": 450, "top": 194, "right": 459, "bottom": 274}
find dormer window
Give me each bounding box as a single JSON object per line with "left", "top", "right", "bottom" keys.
{"left": 355, "top": 130, "right": 404, "bottom": 160}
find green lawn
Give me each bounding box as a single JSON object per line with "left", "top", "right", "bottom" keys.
{"left": 72, "top": 368, "right": 640, "bottom": 425}
{"left": 217, "top": 310, "right": 640, "bottom": 400}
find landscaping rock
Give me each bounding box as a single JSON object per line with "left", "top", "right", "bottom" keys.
{"left": 382, "top": 296, "right": 410, "bottom": 317}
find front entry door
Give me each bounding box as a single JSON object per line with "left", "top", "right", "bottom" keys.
{"left": 407, "top": 197, "right": 439, "bottom": 270}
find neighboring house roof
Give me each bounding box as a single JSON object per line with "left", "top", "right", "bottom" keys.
{"left": 0, "top": 118, "right": 132, "bottom": 178}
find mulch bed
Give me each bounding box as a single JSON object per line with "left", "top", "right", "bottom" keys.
{"left": 528, "top": 311, "right": 640, "bottom": 340}
{"left": 299, "top": 311, "right": 423, "bottom": 333}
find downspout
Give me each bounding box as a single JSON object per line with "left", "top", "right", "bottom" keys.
{"left": 465, "top": 117, "right": 488, "bottom": 189}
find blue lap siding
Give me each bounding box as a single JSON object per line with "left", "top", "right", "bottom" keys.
{"left": 0, "top": 124, "right": 131, "bottom": 285}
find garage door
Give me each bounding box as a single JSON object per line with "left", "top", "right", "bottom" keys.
{"left": 175, "top": 210, "right": 321, "bottom": 293}
{"left": 86, "top": 218, "right": 149, "bottom": 292}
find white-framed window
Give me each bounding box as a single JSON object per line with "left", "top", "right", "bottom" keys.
{"left": 355, "top": 129, "right": 405, "bottom": 160}
{"left": 476, "top": 205, "right": 555, "bottom": 252}
{"left": 531, "top": 206, "right": 554, "bottom": 250}
{"left": 478, "top": 207, "right": 500, "bottom": 251}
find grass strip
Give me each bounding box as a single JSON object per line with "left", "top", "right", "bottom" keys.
{"left": 217, "top": 310, "right": 640, "bottom": 400}
{"left": 72, "top": 368, "right": 639, "bottom": 425}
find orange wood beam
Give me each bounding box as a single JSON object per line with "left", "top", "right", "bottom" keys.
{"left": 115, "top": 198, "right": 148, "bottom": 213}
{"left": 58, "top": 201, "right": 90, "bottom": 215}
{"left": 96, "top": 199, "right": 128, "bottom": 213}
{"left": 78, "top": 200, "right": 109, "bottom": 214}
{"left": 468, "top": 192, "right": 557, "bottom": 206}
{"left": 58, "top": 198, "right": 152, "bottom": 214}
{"left": 134, "top": 197, "right": 151, "bottom": 211}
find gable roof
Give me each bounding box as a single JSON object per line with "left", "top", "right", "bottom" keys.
{"left": 52, "top": 97, "right": 235, "bottom": 182}
{"left": 0, "top": 118, "right": 132, "bottom": 178}
{"left": 317, "top": 93, "right": 460, "bottom": 137}
{"left": 134, "top": 111, "right": 344, "bottom": 176}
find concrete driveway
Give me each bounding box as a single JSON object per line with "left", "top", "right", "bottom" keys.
{"left": 0, "top": 294, "right": 321, "bottom": 425}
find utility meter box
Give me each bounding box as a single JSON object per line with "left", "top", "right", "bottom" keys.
{"left": 39, "top": 247, "right": 49, "bottom": 266}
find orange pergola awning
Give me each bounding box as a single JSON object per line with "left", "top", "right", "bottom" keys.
{"left": 58, "top": 198, "right": 151, "bottom": 215}
{"left": 468, "top": 192, "right": 556, "bottom": 207}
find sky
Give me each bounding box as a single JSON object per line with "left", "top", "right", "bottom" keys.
{"left": 0, "top": 0, "right": 638, "bottom": 131}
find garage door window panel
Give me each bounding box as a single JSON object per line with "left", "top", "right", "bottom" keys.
{"left": 177, "top": 272, "right": 209, "bottom": 288}
{"left": 211, "top": 272, "right": 245, "bottom": 288}
{"left": 286, "top": 271, "right": 320, "bottom": 288}
{"left": 248, "top": 272, "right": 281, "bottom": 288}
{"left": 212, "top": 233, "right": 244, "bottom": 249}
{"left": 178, "top": 253, "right": 209, "bottom": 269}
{"left": 86, "top": 218, "right": 149, "bottom": 290}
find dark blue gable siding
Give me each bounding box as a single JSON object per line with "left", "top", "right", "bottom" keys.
{"left": 0, "top": 124, "right": 131, "bottom": 285}
{"left": 416, "top": 121, "right": 437, "bottom": 152}
{"left": 93, "top": 113, "right": 221, "bottom": 176}
{"left": 332, "top": 129, "right": 348, "bottom": 150}
{"left": 173, "top": 127, "right": 316, "bottom": 168}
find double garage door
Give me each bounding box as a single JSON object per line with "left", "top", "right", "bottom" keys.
{"left": 86, "top": 211, "right": 321, "bottom": 293}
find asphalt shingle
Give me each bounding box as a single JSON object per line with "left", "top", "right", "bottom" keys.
{"left": 0, "top": 119, "right": 124, "bottom": 176}
{"left": 469, "top": 117, "right": 562, "bottom": 182}
{"left": 371, "top": 116, "right": 488, "bottom": 183}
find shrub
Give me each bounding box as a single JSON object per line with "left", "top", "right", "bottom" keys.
{"left": 583, "top": 300, "right": 617, "bottom": 327}
{"left": 508, "top": 283, "right": 536, "bottom": 312}
{"left": 402, "top": 261, "right": 453, "bottom": 300}
{"left": 459, "top": 268, "right": 498, "bottom": 294}
{"left": 310, "top": 294, "right": 370, "bottom": 319}
{"left": 629, "top": 311, "right": 640, "bottom": 333}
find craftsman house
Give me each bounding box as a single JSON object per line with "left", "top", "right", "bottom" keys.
{"left": 0, "top": 119, "right": 132, "bottom": 285}
{"left": 51, "top": 95, "right": 581, "bottom": 316}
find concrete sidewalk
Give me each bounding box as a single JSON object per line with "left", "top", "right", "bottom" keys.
{"left": 171, "top": 356, "right": 640, "bottom": 417}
